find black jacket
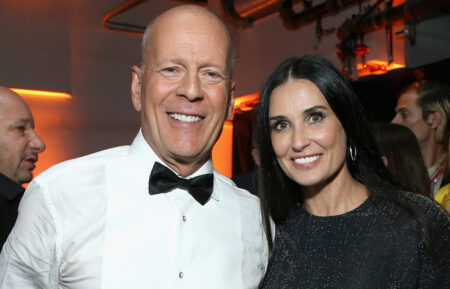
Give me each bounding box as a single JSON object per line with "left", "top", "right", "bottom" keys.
{"left": 0, "top": 173, "right": 24, "bottom": 252}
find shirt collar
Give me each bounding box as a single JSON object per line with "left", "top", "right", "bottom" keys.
{"left": 0, "top": 173, "right": 25, "bottom": 201}
{"left": 128, "top": 129, "right": 218, "bottom": 201}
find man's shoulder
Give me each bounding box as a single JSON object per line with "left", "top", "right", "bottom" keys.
{"left": 213, "top": 171, "right": 260, "bottom": 203}
{"left": 36, "top": 145, "right": 130, "bottom": 183}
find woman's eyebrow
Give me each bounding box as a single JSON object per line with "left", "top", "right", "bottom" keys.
{"left": 303, "top": 105, "right": 327, "bottom": 115}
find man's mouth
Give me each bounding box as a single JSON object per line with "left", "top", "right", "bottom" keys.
{"left": 23, "top": 155, "right": 37, "bottom": 164}
{"left": 168, "top": 113, "right": 203, "bottom": 123}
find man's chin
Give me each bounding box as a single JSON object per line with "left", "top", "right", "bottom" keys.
{"left": 17, "top": 172, "right": 33, "bottom": 185}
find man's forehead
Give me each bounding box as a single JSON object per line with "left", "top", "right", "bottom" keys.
{"left": 0, "top": 97, "right": 32, "bottom": 123}
{"left": 398, "top": 91, "right": 420, "bottom": 107}
{"left": 150, "top": 7, "right": 230, "bottom": 50}
{"left": 3, "top": 113, "right": 33, "bottom": 127}
{"left": 153, "top": 23, "right": 228, "bottom": 49}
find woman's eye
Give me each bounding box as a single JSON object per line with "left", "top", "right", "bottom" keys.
{"left": 307, "top": 112, "right": 325, "bottom": 124}
{"left": 271, "top": 120, "right": 289, "bottom": 131}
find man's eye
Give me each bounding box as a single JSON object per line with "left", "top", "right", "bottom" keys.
{"left": 159, "top": 67, "right": 179, "bottom": 77}
{"left": 202, "top": 70, "right": 224, "bottom": 83}
{"left": 15, "top": 126, "right": 26, "bottom": 134}
{"left": 207, "top": 71, "right": 219, "bottom": 77}
{"left": 163, "top": 67, "right": 175, "bottom": 72}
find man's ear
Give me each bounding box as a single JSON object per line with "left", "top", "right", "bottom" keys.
{"left": 131, "top": 65, "right": 142, "bottom": 112}
{"left": 226, "top": 81, "right": 235, "bottom": 121}
{"left": 427, "top": 111, "right": 442, "bottom": 129}
{"left": 381, "top": 156, "right": 389, "bottom": 167}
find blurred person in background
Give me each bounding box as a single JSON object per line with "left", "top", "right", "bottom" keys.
{"left": 392, "top": 80, "right": 450, "bottom": 198}
{"left": 232, "top": 123, "right": 260, "bottom": 195}
{"left": 372, "top": 122, "right": 431, "bottom": 197}
{"left": 435, "top": 118, "right": 450, "bottom": 211}
{"left": 0, "top": 86, "right": 45, "bottom": 251}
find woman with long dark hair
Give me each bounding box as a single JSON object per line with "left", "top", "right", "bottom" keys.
{"left": 257, "top": 55, "right": 450, "bottom": 288}
{"left": 372, "top": 122, "right": 431, "bottom": 197}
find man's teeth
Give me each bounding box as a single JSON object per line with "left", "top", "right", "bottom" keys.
{"left": 294, "top": 155, "right": 319, "bottom": 164}
{"left": 169, "top": 113, "right": 202, "bottom": 123}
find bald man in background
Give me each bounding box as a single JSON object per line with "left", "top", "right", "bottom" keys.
{"left": 0, "top": 86, "right": 45, "bottom": 251}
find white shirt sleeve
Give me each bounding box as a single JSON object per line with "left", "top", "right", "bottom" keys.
{"left": 0, "top": 180, "right": 60, "bottom": 289}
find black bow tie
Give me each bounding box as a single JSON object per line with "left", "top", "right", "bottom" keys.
{"left": 148, "top": 162, "right": 214, "bottom": 205}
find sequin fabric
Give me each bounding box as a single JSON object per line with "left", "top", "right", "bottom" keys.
{"left": 262, "top": 194, "right": 450, "bottom": 289}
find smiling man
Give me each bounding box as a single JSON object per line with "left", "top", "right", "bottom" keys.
{"left": 0, "top": 5, "right": 269, "bottom": 289}
{"left": 0, "top": 86, "right": 45, "bottom": 252}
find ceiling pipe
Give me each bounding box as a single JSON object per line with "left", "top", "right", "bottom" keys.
{"left": 102, "top": 0, "right": 208, "bottom": 34}
{"left": 221, "top": 0, "right": 303, "bottom": 23}
{"left": 337, "top": 0, "right": 450, "bottom": 40}
{"left": 280, "top": 0, "right": 365, "bottom": 30}
{"left": 102, "top": 0, "right": 148, "bottom": 35}
{"left": 221, "top": 0, "right": 367, "bottom": 29}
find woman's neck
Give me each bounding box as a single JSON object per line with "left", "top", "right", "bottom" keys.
{"left": 302, "top": 168, "right": 369, "bottom": 217}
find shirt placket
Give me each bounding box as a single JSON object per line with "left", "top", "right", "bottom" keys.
{"left": 171, "top": 188, "right": 196, "bottom": 288}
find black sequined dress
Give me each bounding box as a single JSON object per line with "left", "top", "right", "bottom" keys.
{"left": 262, "top": 195, "right": 450, "bottom": 289}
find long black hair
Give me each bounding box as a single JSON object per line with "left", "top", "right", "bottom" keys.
{"left": 372, "top": 122, "right": 431, "bottom": 197}
{"left": 256, "top": 55, "right": 448, "bottom": 260}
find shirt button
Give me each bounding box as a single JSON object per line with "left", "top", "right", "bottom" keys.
{"left": 182, "top": 215, "right": 187, "bottom": 222}
{"left": 179, "top": 272, "right": 184, "bottom": 278}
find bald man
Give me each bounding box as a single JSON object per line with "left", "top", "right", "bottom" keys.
{"left": 0, "top": 87, "right": 45, "bottom": 251}
{"left": 0, "top": 5, "right": 269, "bottom": 289}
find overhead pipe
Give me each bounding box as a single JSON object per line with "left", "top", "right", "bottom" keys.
{"left": 280, "top": 0, "right": 365, "bottom": 30}
{"left": 102, "top": 0, "right": 148, "bottom": 35}
{"left": 337, "top": 0, "right": 450, "bottom": 79}
{"left": 221, "top": 0, "right": 303, "bottom": 23}
{"left": 337, "top": 0, "right": 450, "bottom": 40}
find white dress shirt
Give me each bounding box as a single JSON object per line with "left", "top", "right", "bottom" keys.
{"left": 0, "top": 130, "right": 269, "bottom": 289}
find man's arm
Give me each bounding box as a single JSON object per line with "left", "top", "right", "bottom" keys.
{"left": 0, "top": 180, "right": 59, "bottom": 289}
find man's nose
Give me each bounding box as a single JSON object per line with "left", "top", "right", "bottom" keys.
{"left": 391, "top": 114, "right": 401, "bottom": 124}
{"left": 29, "top": 130, "right": 46, "bottom": 153}
{"left": 176, "top": 71, "right": 203, "bottom": 101}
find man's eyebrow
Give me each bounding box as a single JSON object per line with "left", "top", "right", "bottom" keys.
{"left": 396, "top": 107, "right": 409, "bottom": 113}
{"left": 199, "top": 62, "right": 224, "bottom": 68}
{"left": 10, "top": 118, "right": 32, "bottom": 127}
{"left": 17, "top": 118, "right": 32, "bottom": 123}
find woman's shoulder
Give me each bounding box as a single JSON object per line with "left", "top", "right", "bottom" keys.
{"left": 400, "top": 191, "right": 449, "bottom": 221}
{"left": 400, "top": 191, "right": 450, "bottom": 260}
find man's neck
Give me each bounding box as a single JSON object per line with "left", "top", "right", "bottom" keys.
{"left": 421, "top": 141, "right": 445, "bottom": 169}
